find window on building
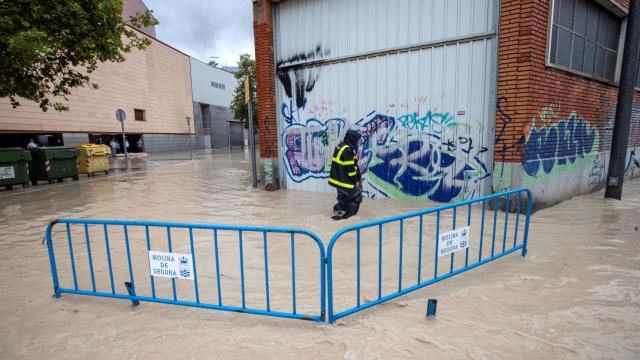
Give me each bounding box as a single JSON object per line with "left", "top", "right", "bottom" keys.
{"left": 549, "top": 0, "right": 621, "bottom": 82}
{"left": 210, "top": 81, "right": 226, "bottom": 90}
{"left": 134, "top": 109, "right": 146, "bottom": 121}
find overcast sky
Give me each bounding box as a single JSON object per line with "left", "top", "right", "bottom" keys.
{"left": 144, "top": 0, "right": 254, "bottom": 68}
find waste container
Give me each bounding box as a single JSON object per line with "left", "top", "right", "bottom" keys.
{"left": 0, "top": 148, "right": 32, "bottom": 190}
{"left": 29, "top": 147, "right": 80, "bottom": 185}
{"left": 75, "top": 144, "right": 110, "bottom": 177}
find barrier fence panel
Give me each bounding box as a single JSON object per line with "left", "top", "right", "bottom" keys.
{"left": 45, "top": 219, "right": 326, "bottom": 322}
{"left": 44, "top": 189, "right": 531, "bottom": 324}
{"left": 326, "top": 188, "right": 532, "bottom": 323}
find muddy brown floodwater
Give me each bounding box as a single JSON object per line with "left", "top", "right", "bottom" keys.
{"left": 1, "top": 150, "right": 639, "bottom": 359}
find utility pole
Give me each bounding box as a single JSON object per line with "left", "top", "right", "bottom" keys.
{"left": 246, "top": 76, "right": 258, "bottom": 188}
{"left": 606, "top": 0, "right": 640, "bottom": 200}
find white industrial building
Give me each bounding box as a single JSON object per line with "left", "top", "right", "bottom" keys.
{"left": 190, "top": 59, "right": 244, "bottom": 150}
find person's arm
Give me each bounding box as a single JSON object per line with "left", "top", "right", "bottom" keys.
{"left": 344, "top": 148, "right": 361, "bottom": 183}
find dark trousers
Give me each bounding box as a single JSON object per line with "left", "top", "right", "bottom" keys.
{"left": 333, "top": 187, "right": 362, "bottom": 219}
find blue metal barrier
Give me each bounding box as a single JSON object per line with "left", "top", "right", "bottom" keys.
{"left": 326, "top": 188, "right": 532, "bottom": 323}
{"left": 45, "top": 219, "right": 326, "bottom": 322}
{"left": 45, "top": 189, "right": 532, "bottom": 324}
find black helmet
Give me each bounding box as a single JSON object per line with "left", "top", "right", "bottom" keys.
{"left": 344, "top": 129, "right": 361, "bottom": 149}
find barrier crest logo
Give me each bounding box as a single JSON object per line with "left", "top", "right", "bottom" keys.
{"left": 179, "top": 256, "right": 190, "bottom": 278}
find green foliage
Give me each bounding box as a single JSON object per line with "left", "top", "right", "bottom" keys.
{"left": 230, "top": 53, "right": 257, "bottom": 129}
{"left": 0, "top": 0, "right": 158, "bottom": 111}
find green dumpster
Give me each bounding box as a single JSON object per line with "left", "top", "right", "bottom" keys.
{"left": 0, "top": 148, "right": 32, "bottom": 190}
{"left": 29, "top": 147, "right": 80, "bottom": 185}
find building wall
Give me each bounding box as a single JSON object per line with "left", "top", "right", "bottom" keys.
{"left": 210, "top": 105, "right": 234, "bottom": 148}
{"left": 0, "top": 29, "right": 194, "bottom": 137}
{"left": 123, "top": 0, "right": 157, "bottom": 38}
{"left": 61, "top": 133, "right": 90, "bottom": 147}
{"left": 190, "top": 58, "right": 236, "bottom": 107}
{"left": 271, "top": 0, "right": 499, "bottom": 202}
{"left": 255, "top": 0, "right": 640, "bottom": 207}
{"left": 190, "top": 58, "right": 239, "bottom": 150}
{"left": 143, "top": 134, "right": 198, "bottom": 153}
{"left": 494, "top": 0, "right": 640, "bottom": 209}
{"left": 229, "top": 121, "right": 245, "bottom": 147}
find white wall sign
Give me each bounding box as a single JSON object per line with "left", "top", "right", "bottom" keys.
{"left": 148, "top": 251, "right": 194, "bottom": 280}
{"left": 0, "top": 166, "right": 15, "bottom": 180}
{"left": 438, "top": 226, "right": 470, "bottom": 257}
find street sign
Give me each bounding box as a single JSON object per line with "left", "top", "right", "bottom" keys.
{"left": 116, "top": 109, "right": 126, "bottom": 122}
{"left": 116, "top": 108, "right": 128, "bottom": 160}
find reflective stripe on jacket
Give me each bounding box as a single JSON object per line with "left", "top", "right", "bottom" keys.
{"left": 328, "top": 143, "right": 361, "bottom": 189}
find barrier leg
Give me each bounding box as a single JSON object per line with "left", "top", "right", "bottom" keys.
{"left": 522, "top": 190, "right": 533, "bottom": 257}
{"left": 426, "top": 299, "right": 437, "bottom": 317}
{"left": 125, "top": 282, "right": 140, "bottom": 306}
{"left": 45, "top": 223, "right": 61, "bottom": 298}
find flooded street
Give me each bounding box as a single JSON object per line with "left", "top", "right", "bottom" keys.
{"left": 1, "top": 149, "right": 639, "bottom": 359}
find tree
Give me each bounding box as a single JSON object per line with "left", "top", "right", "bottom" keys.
{"left": 230, "top": 53, "right": 257, "bottom": 130}
{"left": 0, "top": 0, "right": 158, "bottom": 111}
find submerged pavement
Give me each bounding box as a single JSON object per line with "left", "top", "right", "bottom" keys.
{"left": 0, "top": 149, "right": 638, "bottom": 359}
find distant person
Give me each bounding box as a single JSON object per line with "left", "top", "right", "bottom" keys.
{"left": 328, "top": 130, "right": 363, "bottom": 220}
{"left": 125, "top": 139, "right": 129, "bottom": 152}
{"left": 137, "top": 138, "right": 144, "bottom": 152}
{"left": 26, "top": 139, "right": 37, "bottom": 149}
{"left": 109, "top": 139, "right": 118, "bottom": 155}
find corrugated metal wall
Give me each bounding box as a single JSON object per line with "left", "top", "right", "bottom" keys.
{"left": 274, "top": 0, "right": 498, "bottom": 203}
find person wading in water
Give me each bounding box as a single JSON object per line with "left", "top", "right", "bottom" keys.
{"left": 328, "top": 129, "right": 363, "bottom": 220}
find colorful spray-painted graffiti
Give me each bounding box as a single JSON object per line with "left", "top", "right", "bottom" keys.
{"left": 494, "top": 100, "right": 640, "bottom": 198}
{"left": 396, "top": 111, "right": 456, "bottom": 133}
{"left": 523, "top": 106, "right": 599, "bottom": 178}
{"left": 280, "top": 99, "right": 491, "bottom": 202}
{"left": 282, "top": 118, "right": 345, "bottom": 181}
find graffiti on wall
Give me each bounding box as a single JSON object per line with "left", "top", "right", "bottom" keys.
{"left": 625, "top": 150, "right": 640, "bottom": 177}
{"left": 588, "top": 155, "right": 606, "bottom": 186}
{"left": 282, "top": 118, "right": 346, "bottom": 182}
{"left": 495, "top": 97, "right": 525, "bottom": 165}
{"left": 523, "top": 106, "right": 599, "bottom": 178}
{"left": 279, "top": 97, "right": 492, "bottom": 202}
{"left": 493, "top": 97, "right": 525, "bottom": 193}
{"left": 276, "top": 44, "right": 493, "bottom": 203}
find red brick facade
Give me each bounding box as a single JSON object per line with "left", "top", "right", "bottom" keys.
{"left": 496, "top": 0, "right": 640, "bottom": 165}
{"left": 253, "top": 0, "right": 278, "bottom": 159}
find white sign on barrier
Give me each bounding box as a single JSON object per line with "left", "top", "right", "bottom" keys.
{"left": 148, "top": 251, "right": 194, "bottom": 280}
{"left": 438, "top": 226, "right": 470, "bottom": 257}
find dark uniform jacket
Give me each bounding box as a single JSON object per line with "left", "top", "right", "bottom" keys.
{"left": 329, "top": 130, "right": 361, "bottom": 189}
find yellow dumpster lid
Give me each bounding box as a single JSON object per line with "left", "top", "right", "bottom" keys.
{"left": 75, "top": 144, "right": 109, "bottom": 155}
{"left": 75, "top": 144, "right": 108, "bottom": 148}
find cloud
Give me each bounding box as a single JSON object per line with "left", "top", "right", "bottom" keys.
{"left": 143, "top": 0, "right": 254, "bottom": 67}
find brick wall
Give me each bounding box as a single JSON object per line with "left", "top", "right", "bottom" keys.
{"left": 496, "top": 0, "right": 640, "bottom": 165}
{"left": 253, "top": 0, "right": 278, "bottom": 159}
{"left": 496, "top": 0, "right": 640, "bottom": 208}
